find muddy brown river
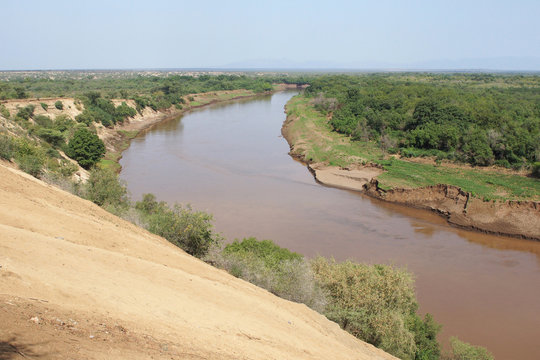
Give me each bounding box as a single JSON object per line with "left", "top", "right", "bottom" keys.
{"left": 120, "top": 91, "right": 540, "bottom": 359}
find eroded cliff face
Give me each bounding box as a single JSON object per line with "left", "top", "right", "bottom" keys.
{"left": 365, "top": 179, "right": 540, "bottom": 240}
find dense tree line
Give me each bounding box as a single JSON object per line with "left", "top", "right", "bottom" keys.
{"left": 0, "top": 73, "right": 306, "bottom": 102}
{"left": 305, "top": 74, "right": 540, "bottom": 168}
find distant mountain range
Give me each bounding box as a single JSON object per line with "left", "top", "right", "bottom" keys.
{"left": 220, "top": 57, "right": 540, "bottom": 72}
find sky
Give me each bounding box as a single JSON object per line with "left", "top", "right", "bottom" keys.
{"left": 1, "top": 0, "right": 539, "bottom": 70}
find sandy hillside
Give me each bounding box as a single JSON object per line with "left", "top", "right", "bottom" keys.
{"left": 0, "top": 163, "right": 395, "bottom": 360}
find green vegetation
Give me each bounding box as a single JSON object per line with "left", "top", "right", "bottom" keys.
{"left": 286, "top": 95, "right": 540, "bottom": 200}
{"left": 305, "top": 74, "right": 540, "bottom": 170}
{"left": 136, "top": 193, "right": 221, "bottom": 257}
{"left": 207, "top": 237, "right": 441, "bottom": 359}
{"left": 66, "top": 128, "right": 106, "bottom": 169}
{"left": 85, "top": 167, "right": 129, "bottom": 209}
{"left": 445, "top": 337, "right": 493, "bottom": 360}
{"left": 54, "top": 100, "right": 63, "bottom": 110}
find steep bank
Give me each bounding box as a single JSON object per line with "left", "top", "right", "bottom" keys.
{"left": 0, "top": 162, "right": 395, "bottom": 360}
{"left": 282, "top": 98, "right": 540, "bottom": 240}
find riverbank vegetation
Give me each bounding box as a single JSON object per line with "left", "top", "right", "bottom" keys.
{"left": 286, "top": 74, "right": 540, "bottom": 201}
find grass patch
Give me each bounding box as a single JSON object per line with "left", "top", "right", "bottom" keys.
{"left": 286, "top": 95, "right": 540, "bottom": 201}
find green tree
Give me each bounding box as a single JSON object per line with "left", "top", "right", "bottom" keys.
{"left": 54, "top": 100, "right": 64, "bottom": 110}
{"left": 65, "top": 128, "right": 105, "bottom": 168}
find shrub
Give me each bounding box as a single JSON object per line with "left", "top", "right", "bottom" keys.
{"left": 65, "top": 128, "right": 105, "bottom": 169}
{"left": 0, "top": 104, "right": 10, "bottom": 118}
{"left": 54, "top": 100, "right": 64, "bottom": 110}
{"left": 36, "top": 128, "right": 65, "bottom": 147}
{"left": 85, "top": 167, "right": 129, "bottom": 208}
{"left": 33, "top": 114, "right": 53, "bottom": 128}
{"left": 206, "top": 238, "right": 327, "bottom": 312}
{"left": 16, "top": 105, "right": 35, "bottom": 120}
{"left": 136, "top": 193, "right": 220, "bottom": 257}
{"left": 0, "top": 134, "right": 15, "bottom": 160}
{"left": 16, "top": 154, "right": 44, "bottom": 177}
{"left": 311, "top": 257, "right": 419, "bottom": 359}
{"left": 446, "top": 337, "right": 493, "bottom": 360}
{"left": 53, "top": 114, "right": 75, "bottom": 132}
{"left": 532, "top": 162, "right": 540, "bottom": 178}
{"left": 40, "top": 102, "right": 48, "bottom": 111}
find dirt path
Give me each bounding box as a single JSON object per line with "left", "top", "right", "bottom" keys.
{"left": 0, "top": 163, "right": 395, "bottom": 360}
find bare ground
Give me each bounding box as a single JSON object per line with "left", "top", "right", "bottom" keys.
{"left": 0, "top": 163, "right": 395, "bottom": 360}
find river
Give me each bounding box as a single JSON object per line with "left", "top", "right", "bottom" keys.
{"left": 119, "top": 91, "right": 540, "bottom": 359}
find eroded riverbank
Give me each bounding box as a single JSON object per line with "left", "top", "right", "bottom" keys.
{"left": 281, "top": 96, "right": 540, "bottom": 240}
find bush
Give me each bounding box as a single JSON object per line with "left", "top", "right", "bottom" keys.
{"left": 54, "top": 100, "right": 64, "bottom": 110}
{"left": 33, "top": 114, "right": 53, "bottom": 128}
{"left": 0, "top": 104, "right": 10, "bottom": 118}
{"left": 206, "top": 238, "right": 327, "bottom": 312}
{"left": 136, "top": 193, "right": 220, "bottom": 257}
{"left": 446, "top": 337, "right": 493, "bottom": 360}
{"left": 85, "top": 167, "right": 129, "bottom": 208}
{"left": 532, "top": 162, "right": 540, "bottom": 178}
{"left": 40, "top": 102, "right": 48, "bottom": 111}
{"left": 36, "top": 128, "right": 65, "bottom": 147}
{"left": 16, "top": 105, "right": 35, "bottom": 120}
{"left": 65, "top": 128, "right": 105, "bottom": 169}
{"left": 0, "top": 134, "right": 15, "bottom": 160}
{"left": 16, "top": 154, "right": 44, "bottom": 177}
{"left": 311, "top": 257, "right": 419, "bottom": 359}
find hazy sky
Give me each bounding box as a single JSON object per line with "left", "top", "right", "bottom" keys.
{"left": 1, "top": 0, "right": 539, "bottom": 70}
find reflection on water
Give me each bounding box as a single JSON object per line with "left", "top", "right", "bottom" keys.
{"left": 120, "top": 91, "right": 540, "bottom": 360}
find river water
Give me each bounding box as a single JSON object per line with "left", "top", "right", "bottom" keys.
{"left": 120, "top": 91, "right": 540, "bottom": 359}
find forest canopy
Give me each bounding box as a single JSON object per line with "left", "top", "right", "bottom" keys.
{"left": 305, "top": 74, "right": 540, "bottom": 168}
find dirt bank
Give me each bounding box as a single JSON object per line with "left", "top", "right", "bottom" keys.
{"left": 282, "top": 102, "right": 540, "bottom": 241}
{"left": 365, "top": 179, "right": 540, "bottom": 240}
{"left": 0, "top": 163, "right": 395, "bottom": 360}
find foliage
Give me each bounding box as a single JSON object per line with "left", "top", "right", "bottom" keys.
{"left": 206, "top": 238, "right": 327, "bottom": 312}
{"left": 36, "top": 128, "right": 65, "bottom": 147}
{"left": 0, "top": 105, "right": 10, "bottom": 118}
{"left": 445, "top": 337, "right": 493, "bottom": 360}
{"left": 532, "top": 162, "right": 540, "bottom": 178}
{"left": 310, "top": 256, "right": 436, "bottom": 360}
{"left": 135, "top": 193, "right": 220, "bottom": 257}
{"left": 305, "top": 74, "right": 540, "bottom": 168}
{"left": 54, "top": 100, "right": 64, "bottom": 110}
{"left": 0, "top": 134, "right": 15, "bottom": 160}
{"left": 224, "top": 237, "right": 303, "bottom": 269}
{"left": 286, "top": 95, "right": 540, "bottom": 200}
{"left": 65, "top": 127, "right": 105, "bottom": 168}
{"left": 85, "top": 167, "right": 129, "bottom": 208}
{"left": 40, "top": 102, "right": 48, "bottom": 111}
{"left": 12, "top": 138, "right": 45, "bottom": 177}
{"left": 16, "top": 105, "right": 35, "bottom": 120}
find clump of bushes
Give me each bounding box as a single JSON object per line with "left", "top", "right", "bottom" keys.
{"left": 85, "top": 167, "right": 129, "bottom": 209}
{"left": 0, "top": 133, "right": 15, "bottom": 160}
{"left": 136, "top": 193, "right": 221, "bottom": 257}
{"left": 444, "top": 337, "right": 493, "bottom": 360}
{"left": 206, "top": 237, "right": 441, "bottom": 360}
{"left": 207, "top": 237, "right": 327, "bottom": 312}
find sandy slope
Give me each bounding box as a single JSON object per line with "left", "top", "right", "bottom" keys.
{"left": 0, "top": 163, "right": 395, "bottom": 360}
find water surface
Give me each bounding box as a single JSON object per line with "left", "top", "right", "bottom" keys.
{"left": 120, "top": 92, "right": 540, "bottom": 359}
